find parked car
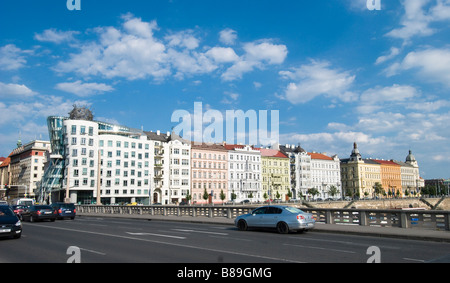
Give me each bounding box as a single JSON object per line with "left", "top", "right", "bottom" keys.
{"left": 50, "top": 202, "right": 76, "bottom": 220}
{"left": 22, "top": 205, "right": 57, "bottom": 222}
{"left": 0, "top": 204, "right": 22, "bottom": 239}
{"left": 235, "top": 205, "right": 315, "bottom": 234}
{"left": 11, "top": 205, "right": 26, "bottom": 220}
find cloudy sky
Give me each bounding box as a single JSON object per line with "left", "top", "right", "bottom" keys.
{"left": 1, "top": 0, "right": 450, "bottom": 178}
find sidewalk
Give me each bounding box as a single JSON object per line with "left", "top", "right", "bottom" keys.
{"left": 78, "top": 212, "right": 450, "bottom": 243}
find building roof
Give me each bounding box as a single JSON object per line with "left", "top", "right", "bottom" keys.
{"left": 259, "top": 148, "right": 288, "bottom": 158}
{"left": 279, "top": 144, "right": 306, "bottom": 154}
{"left": 144, "top": 131, "right": 170, "bottom": 142}
{"left": 223, "top": 143, "right": 260, "bottom": 151}
{"left": 372, "top": 159, "right": 400, "bottom": 166}
{"left": 308, "top": 152, "right": 333, "bottom": 161}
{"left": 191, "top": 142, "right": 227, "bottom": 151}
{"left": 0, "top": 157, "right": 10, "bottom": 168}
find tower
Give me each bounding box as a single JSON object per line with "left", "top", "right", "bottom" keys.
{"left": 405, "top": 150, "right": 418, "bottom": 168}
{"left": 350, "top": 142, "right": 362, "bottom": 162}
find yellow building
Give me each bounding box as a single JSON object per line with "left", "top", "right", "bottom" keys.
{"left": 260, "top": 148, "right": 290, "bottom": 201}
{"left": 341, "top": 143, "right": 382, "bottom": 198}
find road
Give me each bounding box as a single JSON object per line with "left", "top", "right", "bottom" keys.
{"left": 1, "top": 216, "right": 450, "bottom": 264}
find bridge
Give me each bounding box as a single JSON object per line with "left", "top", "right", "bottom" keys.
{"left": 76, "top": 203, "right": 450, "bottom": 231}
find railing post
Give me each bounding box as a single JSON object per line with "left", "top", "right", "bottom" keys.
{"left": 445, "top": 212, "right": 450, "bottom": 231}
{"left": 325, "top": 210, "right": 332, "bottom": 224}
{"left": 360, "top": 211, "right": 367, "bottom": 226}
{"left": 400, "top": 212, "right": 409, "bottom": 229}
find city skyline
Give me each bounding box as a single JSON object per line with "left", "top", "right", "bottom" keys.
{"left": 1, "top": 0, "right": 450, "bottom": 179}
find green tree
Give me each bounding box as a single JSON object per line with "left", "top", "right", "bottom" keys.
{"left": 328, "top": 185, "right": 339, "bottom": 198}
{"left": 220, "top": 189, "right": 226, "bottom": 204}
{"left": 373, "top": 182, "right": 383, "bottom": 198}
{"left": 202, "top": 188, "right": 209, "bottom": 203}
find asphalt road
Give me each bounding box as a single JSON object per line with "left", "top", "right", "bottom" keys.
{"left": 1, "top": 216, "right": 450, "bottom": 264}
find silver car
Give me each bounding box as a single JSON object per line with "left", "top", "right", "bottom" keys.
{"left": 235, "top": 205, "right": 315, "bottom": 234}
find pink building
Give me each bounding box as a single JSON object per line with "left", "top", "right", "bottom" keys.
{"left": 191, "top": 143, "right": 228, "bottom": 204}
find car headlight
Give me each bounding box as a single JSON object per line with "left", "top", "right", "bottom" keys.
{"left": 15, "top": 220, "right": 22, "bottom": 227}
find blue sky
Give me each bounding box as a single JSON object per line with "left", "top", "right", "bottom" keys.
{"left": 1, "top": 0, "right": 450, "bottom": 179}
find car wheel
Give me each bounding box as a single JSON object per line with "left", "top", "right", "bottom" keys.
{"left": 276, "top": 222, "right": 289, "bottom": 234}
{"left": 237, "top": 219, "right": 248, "bottom": 231}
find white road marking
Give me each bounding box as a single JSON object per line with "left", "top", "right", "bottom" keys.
{"left": 126, "top": 232, "right": 186, "bottom": 239}
{"left": 284, "top": 243, "right": 356, "bottom": 254}
{"left": 80, "top": 247, "right": 106, "bottom": 256}
{"left": 172, "top": 228, "right": 228, "bottom": 236}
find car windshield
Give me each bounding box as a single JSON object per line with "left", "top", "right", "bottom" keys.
{"left": 284, "top": 207, "right": 305, "bottom": 214}
{"left": 0, "top": 206, "right": 15, "bottom": 217}
{"left": 60, "top": 204, "right": 75, "bottom": 209}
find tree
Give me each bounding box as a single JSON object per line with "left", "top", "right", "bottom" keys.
{"left": 373, "top": 182, "right": 383, "bottom": 198}
{"left": 220, "top": 189, "right": 226, "bottom": 204}
{"left": 185, "top": 193, "right": 192, "bottom": 204}
{"left": 307, "top": 188, "right": 319, "bottom": 199}
{"left": 328, "top": 185, "right": 339, "bottom": 198}
{"left": 202, "top": 188, "right": 209, "bottom": 203}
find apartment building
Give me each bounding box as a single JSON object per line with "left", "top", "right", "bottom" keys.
{"left": 308, "top": 152, "right": 341, "bottom": 200}
{"left": 132, "top": 130, "right": 191, "bottom": 205}
{"left": 224, "top": 144, "right": 262, "bottom": 202}
{"left": 260, "top": 148, "right": 290, "bottom": 201}
{"left": 341, "top": 143, "right": 422, "bottom": 198}
{"left": 190, "top": 143, "right": 228, "bottom": 204}
{"left": 0, "top": 140, "right": 50, "bottom": 199}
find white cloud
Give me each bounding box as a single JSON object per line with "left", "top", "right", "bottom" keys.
{"left": 55, "top": 80, "right": 115, "bottom": 97}
{"left": 406, "top": 99, "right": 450, "bottom": 111}
{"left": 122, "top": 14, "right": 158, "bottom": 38}
{"left": 279, "top": 60, "right": 356, "bottom": 104}
{"left": 221, "top": 41, "right": 287, "bottom": 81}
{"left": 34, "top": 29, "right": 79, "bottom": 43}
{"left": 360, "top": 84, "right": 419, "bottom": 103}
{"left": 391, "top": 48, "right": 450, "bottom": 87}
{"left": 357, "top": 84, "right": 421, "bottom": 113}
{"left": 219, "top": 28, "right": 237, "bottom": 45}
{"left": 0, "top": 82, "right": 37, "bottom": 98}
{"left": 165, "top": 30, "right": 200, "bottom": 50}
{"left": 0, "top": 44, "right": 27, "bottom": 71}
{"left": 205, "top": 47, "right": 239, "bottom": 63}
{"left": 375, "top": 47, "right": 401, "bottom": 65}
{"left": 221, "top": 92, "right": 240, "bottom": 104}
{"left": 386, "top": 0, "right": 450, "bottom": 42}
{"left": 243, "top": 41, "right": 288, "bottom": 65}
{"left": 55, "top": 16, "right": 169, "bottom": 81}
{"left": 54, "top": 16, "right": 286, "bottom": 83}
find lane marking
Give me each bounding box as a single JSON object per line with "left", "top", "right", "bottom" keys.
{"left": 126, "top": 232, "right": 186, "bottom": 239}
{"left": 284, "top": 243, "right": 356, "bottom": 254}
{"left": 171, "top": 229, "right": 228, "bottom": 236}
{"left": 403, "top": 258, "right": 425, "bottom": 262}
{"left": 80, "top": 248, "right": 106, "bottom": 256}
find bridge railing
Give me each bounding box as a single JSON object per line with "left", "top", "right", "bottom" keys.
{"left": 76, "top": 205, "right": 450, "bottom": 231}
